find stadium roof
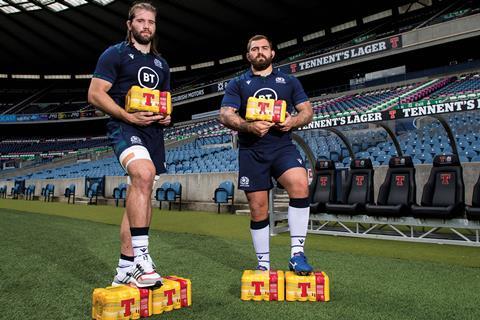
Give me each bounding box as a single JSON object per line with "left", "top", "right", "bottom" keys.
{"left": 0, "top": 0, "right": 426, "bottom": 74}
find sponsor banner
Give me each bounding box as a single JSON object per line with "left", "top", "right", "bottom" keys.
{"left": 299, "top": 99, "right": 480, "bottom": 130}
{"left": 0, "top": 115, "right": 17, "bottom": 122}
{"left": 284, "top": 36, "right": 402, "bottom": 74}
{"left": 172, "top": 79, "right": 230, "bottom": 103}
{"left": 80, "top": 110, "right": 96, "bottom": 117}
{"left": 16, "top": 114, "right": 41, "bottom": 122}
{"left": 171, "top": 35, "right": 402, "bottom": 105}
{"left": 57, "top": 112, "right": 80, "bottom": 120}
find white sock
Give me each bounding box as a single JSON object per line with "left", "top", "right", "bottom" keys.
{"left": 250, "top": 218, "right": 270, "bottom": 270}
{"left": 288, "top": 198, "right": 310, "bottom": 257}
{"left": 116, "top": 255, "right": 134, "bottom": 276}
{"left": 132, "top": 235, "right": 149, "bottom": 261}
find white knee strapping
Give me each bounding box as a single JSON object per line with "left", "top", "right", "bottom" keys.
{"left": 119, "top": 145, "right": 152, "bottom": 173}
{"left": 152, "top": 175, "right": 160, "bottom": 191}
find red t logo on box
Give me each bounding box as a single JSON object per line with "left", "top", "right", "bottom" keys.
{"left": 258, "top": 102, "right": 268, "bottom": 115}
{"left": 298, "top": 282, "right": 311, "bottom": 297}
{"left": 251, "top": 281, "right": 264, "bottom": 295}
{"left": 121, "top": 298, "right": 135, "bottom": 317}
{"left": 143, "top": 92, "right": 155, "bottom": 106}
{"left": 164, "top": 289, "right": 176, "bottom": 305}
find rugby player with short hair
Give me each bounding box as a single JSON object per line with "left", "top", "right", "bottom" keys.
{"left": 88, "top": 1, "right": 169, "bottom": 287}
{"left": 219, "top": 35, "right": 315, "bottom": 274}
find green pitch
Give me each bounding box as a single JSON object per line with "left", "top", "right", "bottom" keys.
{"left": 0, "top": 199, "right": 479, "bottom": 320}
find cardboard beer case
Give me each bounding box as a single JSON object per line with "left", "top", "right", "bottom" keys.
{"left": 285, "top": 271, "right": 330, "bottom": 302}
{"left": 245, "top": 97, "right": 286, "bottom": 123}
{"left": 125, "top": 85, "right": 171, "bottom": 115}
{"left": 241, "top": 270, "right": 285, "bottom": 301}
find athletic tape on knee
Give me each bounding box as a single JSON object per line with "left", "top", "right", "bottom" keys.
{"left": 152, "top": 175, "right": 160, "bottom": 191}
{"left": 289, "top": 197, "right": 310, "bottom": 208}
{"left": 119, "top": 145, "right": 152, "bottom": 172}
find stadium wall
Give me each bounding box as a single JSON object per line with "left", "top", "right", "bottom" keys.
{"left": 2, "top": 164, "right": 480, "bottom": 207}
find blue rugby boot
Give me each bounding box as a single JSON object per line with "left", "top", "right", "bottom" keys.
{"left": 289, "top": 252, "right": 313, "bottom": 275}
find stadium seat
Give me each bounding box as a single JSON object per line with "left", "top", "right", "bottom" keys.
{"left": 366, "top": 156, "right": 416, "bottom": 217}
{"left": 309, "top": 160, "right": 337, "bottom": 214}
{"left": 64, "top": 184, "right": 76, "bottom": 204}
{"left": 213, "top": 180, "right": 235, "bottom": 213}
{"left": 0, "top": 185, "right": 7, "bottom": 198}
{"left": 25, "top": 185, "right": 36, "bottom": 200}
{"left": 466, "top": 175, "right": 480, "bottom": 220}
{"left": 411, "top": 155, "right": 465, "bottom": 219}
{"left": 326, "top": 158, "right": 374, "bottom": 215}
{"left": 87, "top": 183, "right": 100, "bottom": 205}
{"left": 155, "top": 182, "right": 171, "bottom": 209}
{"left": 166, "top": 182, "right": 182, "bottom": 211}
{"left": 42, "top": 184, "right": 55, "bottom": 202}
{"left": 113, "top": 183, "right": 128, "bottom": 207}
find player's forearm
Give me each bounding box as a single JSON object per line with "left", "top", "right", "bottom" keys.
{"left": 291, "top": 107, "right": 313, "bottom": 128}
{"left": 219, "top": 108, "right": 250, "bottom": 133}
{"left": 88, "top": 90, "right": 130, "bottom": 122}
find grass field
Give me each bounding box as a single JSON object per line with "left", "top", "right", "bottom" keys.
{"left": 1, "top": 199, "right": 480, "bottom": 320}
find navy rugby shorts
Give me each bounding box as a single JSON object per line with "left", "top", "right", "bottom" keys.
{"left": 107, "top": 120, "right": 166, "bottom": 175}
{"left": 238, "top": 143, "right": 305, "bottom": 191}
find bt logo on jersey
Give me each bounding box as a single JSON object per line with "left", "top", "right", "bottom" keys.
{"left": 253, "top": 88, "right": 278, "bottom": 100}
{"left": 138, "top": 66, "right": 159, "bottom": 89}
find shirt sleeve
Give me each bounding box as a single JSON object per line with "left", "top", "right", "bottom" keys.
{"left": 92, "top": 46, "right": 120, "bottom": 84}
{"left": 220, "top": 78, "right": 241, "bottom": 110}
{"left": 291, "top": 76, "right": 309, "bottom": 107}
{"left": 161, "top": 59, "right": 171, "bottom": 91}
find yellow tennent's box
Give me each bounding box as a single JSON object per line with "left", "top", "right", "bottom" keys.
{"left": 164, "top": 276, "right": 192, "bottom": 308}
{"left": 245, "top": 97, "right": 286, "bottom": 123}
{"left": 285, "top": 271, "right": 330, "bottom": 302}
{"left": 92, "top": 275, "right": 191, "bottom": 319}
{"left": 241, "top": 270, "right": 284, "bottom": 301}
{"left": 92, "top": 285, "right": 145, "bottom": 320}
{"left": 152, "top": 276, "right": 192, "bottom": 314}
{"left": 125, "top": 85, "right": 171, "bottom": 115}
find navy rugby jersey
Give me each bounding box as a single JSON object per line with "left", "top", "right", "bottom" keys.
{"left": 93, "top": 41, "right": 170, "bottom": 128}
{"left": 221, "top": 69, "right": 308, "bottom": 148}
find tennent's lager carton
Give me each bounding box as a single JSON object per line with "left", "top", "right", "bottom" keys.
{"left": 92, "top": 275, "right": 191, "bottom": 319}
{"left": 125, "top": 85, "right": 171, "bottom": 115}
{"left": 245, "top": 97, "right": 286, "bottom": 123}
{"left": 285, "top": 271, "right": 330, "bottom": 302}
{"left": 151, "top": 278, "right": 181, "bottom": 314}
{"left": 241, "top": 270, "right": 285, "bottom": 301}
{"left": 92, "top": 285, "right": 141, "bottom": 320}
{"left": 164, "top": 276, "right": 192, "bottom": 307}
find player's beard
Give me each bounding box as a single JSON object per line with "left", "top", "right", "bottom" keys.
{"left": 250, "top": 54, "right": 273, "bottom": 71}
{"left": 131, "top": 29, "right": 154, "bottom": 45}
